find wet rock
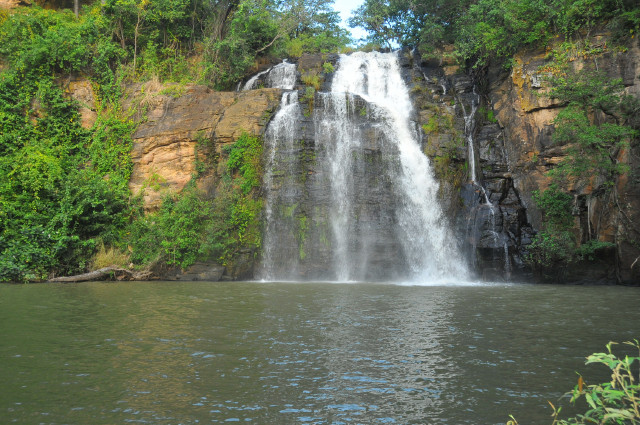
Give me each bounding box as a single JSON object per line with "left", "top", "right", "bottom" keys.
{"left": 175, "top": 262, "right": 225, "bottom": 281}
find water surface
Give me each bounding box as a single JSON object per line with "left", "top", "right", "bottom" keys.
{"left": 1, "top": 281, "right": 638, "bottom": 424}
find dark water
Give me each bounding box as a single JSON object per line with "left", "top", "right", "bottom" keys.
{"left": 1, "top": 281, "right": 638, "bottom": 424}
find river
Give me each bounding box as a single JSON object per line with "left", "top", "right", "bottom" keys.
{"left": 1, "top": 281, "right": 638, "bottom": 424}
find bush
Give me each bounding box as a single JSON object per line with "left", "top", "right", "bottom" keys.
{"left": 552, "top": 341, "right": 640, "bottom": 425}
{"left": 525, "top": 230, "right": 576, "bottom": 281}
{"left": 533, "top": 185, "right": 574, "bottom": 231}
{"left": 91, "top": 243, "right": 130, "bottom": 270}
{"left": 508, "top": 341, "right": 640, "bottom": 425}
{"left": 525, "top": 185, "right": 576, "bottom": 280}
{"left": 0, "top": 8, "right": 134, "bottom": 281}
{"left": 126, "top": 133, "right": 264, "bottom": 271}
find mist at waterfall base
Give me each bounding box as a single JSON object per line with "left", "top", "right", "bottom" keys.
{"left": 258, "top": 52, "right": 470, "bottom": 284}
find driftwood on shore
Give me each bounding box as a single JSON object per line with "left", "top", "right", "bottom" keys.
{"left": 48, "top": 267, "right": 140, "bottom": 283}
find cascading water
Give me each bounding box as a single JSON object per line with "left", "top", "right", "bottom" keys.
{"left": 261, "top": 91, "right": 304, "bottom": 279}
{"left": 266, "top": 61, "right": 296, "bottom": 89}
{"left": 459, "top": 86, "right": 512, "bottom": 279}
{"left": 242, "top": 60, "right": 297, "bottom": 91}
{"left": 260, "top": 51, "right": 469, "bottom": 282}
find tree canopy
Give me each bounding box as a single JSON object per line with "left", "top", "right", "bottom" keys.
{"left": 351, "top": 0, "right": 640, "bottom": 68}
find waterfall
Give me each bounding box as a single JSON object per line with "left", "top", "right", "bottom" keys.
{"left": 261, "top": 51, "right": 469, "bottom": 282}
{"left": 261, "top": 91, "right": 304, "bottom": 279}
{"left": 266, "top": 61, "right": 297, "bottom": 89}
{"left": 242, "top": 60, "right": 297, "bottom": 91}
{"left": 463, "top": 92, "right": 480, "bottom": 184}
{"left": 459, "top": 86, "right": 513, "bottom": 280}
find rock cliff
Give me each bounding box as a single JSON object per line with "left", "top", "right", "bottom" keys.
{"left": 407, "top": 31, "right": 639, "bottom": 284}
{"left": 486, "top": 32, "right": 639, "bottom": 284}
{"left": 120, "top": 45, "right": 638, "bottom": 283}
{"left": 125, "top": 83, "right": 280, "bottom": 211}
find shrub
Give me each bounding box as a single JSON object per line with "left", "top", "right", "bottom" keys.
{"left": 322, "top": 61, "right": 335, "bottom": 73}
{"left": 508, "top": 341, "right": 640, "bottom": 425}
{"left": 126, "top": 133, "right": 264, "bottom": 271}
{"left": 525, "top": 185, "right": 576, "bottom": 280}
{"left": 553, "top": 341, "right": 640, "bottom": 425}
{"left": 91, "top": 243, "right": 130, "bottom": 270}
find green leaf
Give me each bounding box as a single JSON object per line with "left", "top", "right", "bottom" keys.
{"left": 585, "top": 393, "right": 598, "bottom": 410}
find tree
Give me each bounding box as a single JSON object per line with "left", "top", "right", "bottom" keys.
{"left": 548, "top": 69, "right": 637, "bottom": 183}
{"left": 202, "top": 0, "right": 348, "bottom": 88}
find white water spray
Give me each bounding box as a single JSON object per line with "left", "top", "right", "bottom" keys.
{"left": 243, "top": 60, "right": 297, "bottom": 91}
{"left": 261, "top": 52, "right": 469, "bottom": 282}
{"left": 329, "top": 52, "right": 468, "bottom": 280}
{"left": 262, "top": 91, "right": 304, "bottom": 278}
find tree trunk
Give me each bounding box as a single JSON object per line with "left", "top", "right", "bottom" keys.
{"left": 133, "top": 12, "right": 142, "bottom": 75}
{"left": 48, "top": 267, "right": 132, "bottom": 283}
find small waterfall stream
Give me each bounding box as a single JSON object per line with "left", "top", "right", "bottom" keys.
{"left": 459, "top": 87, "right": 512, "bottom": 280}
{"left": 242, "top": 60, "right": 297, "bottom": 91}
{"left": 261, "top": 91, "right": 304, "bottom": 278}
{"left": 258, "top": 51, "right": 469, "bottom": 282}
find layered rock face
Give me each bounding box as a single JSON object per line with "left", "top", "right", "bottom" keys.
{"left": 126, "top": 84, "right": 280, "bottom": 211}
{"left": 125, "top": 44, "right": 639, "bottom": 283}
{"left": 486, "top": 33, "right": 640, "bottom": 284}
{"left": 402, "top": 51, "right": 530, "bottom": 281}
{"left": 406, "top": 32, "right": 640, "bottom": 284}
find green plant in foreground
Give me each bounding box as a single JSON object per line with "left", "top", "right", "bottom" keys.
{"left": 551, "top": 341, "right": 640, "bottom": 425}
{"left": 508, "top": 341, "right": 640, "bottom": 425}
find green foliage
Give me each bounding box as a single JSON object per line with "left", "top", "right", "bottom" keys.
{"left": 523, "top": 56, "right": 638, "bottom": 279}
{"left": 126, "top": 186, "right": 213, "bottom": 269}
{"left": 322, "top": 61, "right": 335, "bottom": 74}
{"left": 526, "top": 185, "right": 617, "bottom": 279}
{"left": 0, "top": 8, "right": 94, "bottom": 75}
{"left": 227, "top": 133, "right": 263, "bottom": 195}
{"left": 478, "top": 106, "right": 498, "bottom": 123}
{"left": 0, "top": 68, "right": 130, "bottom": 280}
{"left": 457, "top": 0, "right": 552, "bottom": 68}
{"left": 546, "top": 69, "right": 637, "bottom": 185}
{"left": 533, "top": 185, "right": 574, "bottom": 230}
{"left": 526, "top": 186, "right": 576, "bottom": 280}
{"left": 301, "top": 86, "right": 316, "bottom": 116}
{"left": 0, "top": 6, "right": 123, "bottom": 100}
{"left": 422, "top": 116, "right": 439, "bottom": 133}
{"left": 0, "top": 0, "right": 346, "bottom": 279}
{"left": 301, "top": 70, "right": 322, "bottom": 90}
{"left": 575, "top": 239, "right": 616, "bottom": 261}
{"left": 284, "top": 12, "right": 351, "bottom": 57}
{"left": 550, "top": 341, "right": 640, "bottom": 425}
{"left": 508, "top": 341, "right": 640, "bottom": 425}
{"left": 205, "top": 134, "right": 264, "bottom": 264}
{"left": 525, "top": 230, "right": 576, "bottom": 280}
{"left": 0, "top": 7, "right": 136, "bottom": 281}
{"left": 551, "top": 104, "right": 633, "bottom": 181}
{"left": 127, "top": 133, "right": 264, "bottom": 270}
{"left": 351, "top": 0, "right": 640, "bottom": 69}
{"left": 202, "top": 0, "right": 349, "bottom": 89}
{"left": 102, "top": 0, "right": 197, "bottom": 74}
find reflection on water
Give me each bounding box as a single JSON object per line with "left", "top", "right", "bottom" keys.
{"left": 1, "top": 281, "right": 638, "bottom": 424}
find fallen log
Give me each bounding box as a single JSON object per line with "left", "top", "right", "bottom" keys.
{"left": 48, "top": 267, "right": 132, "bottom": 283}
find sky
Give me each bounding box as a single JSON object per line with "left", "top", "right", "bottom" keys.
{"left": 331, "top": 0, "right": 368, "bottom": 43}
